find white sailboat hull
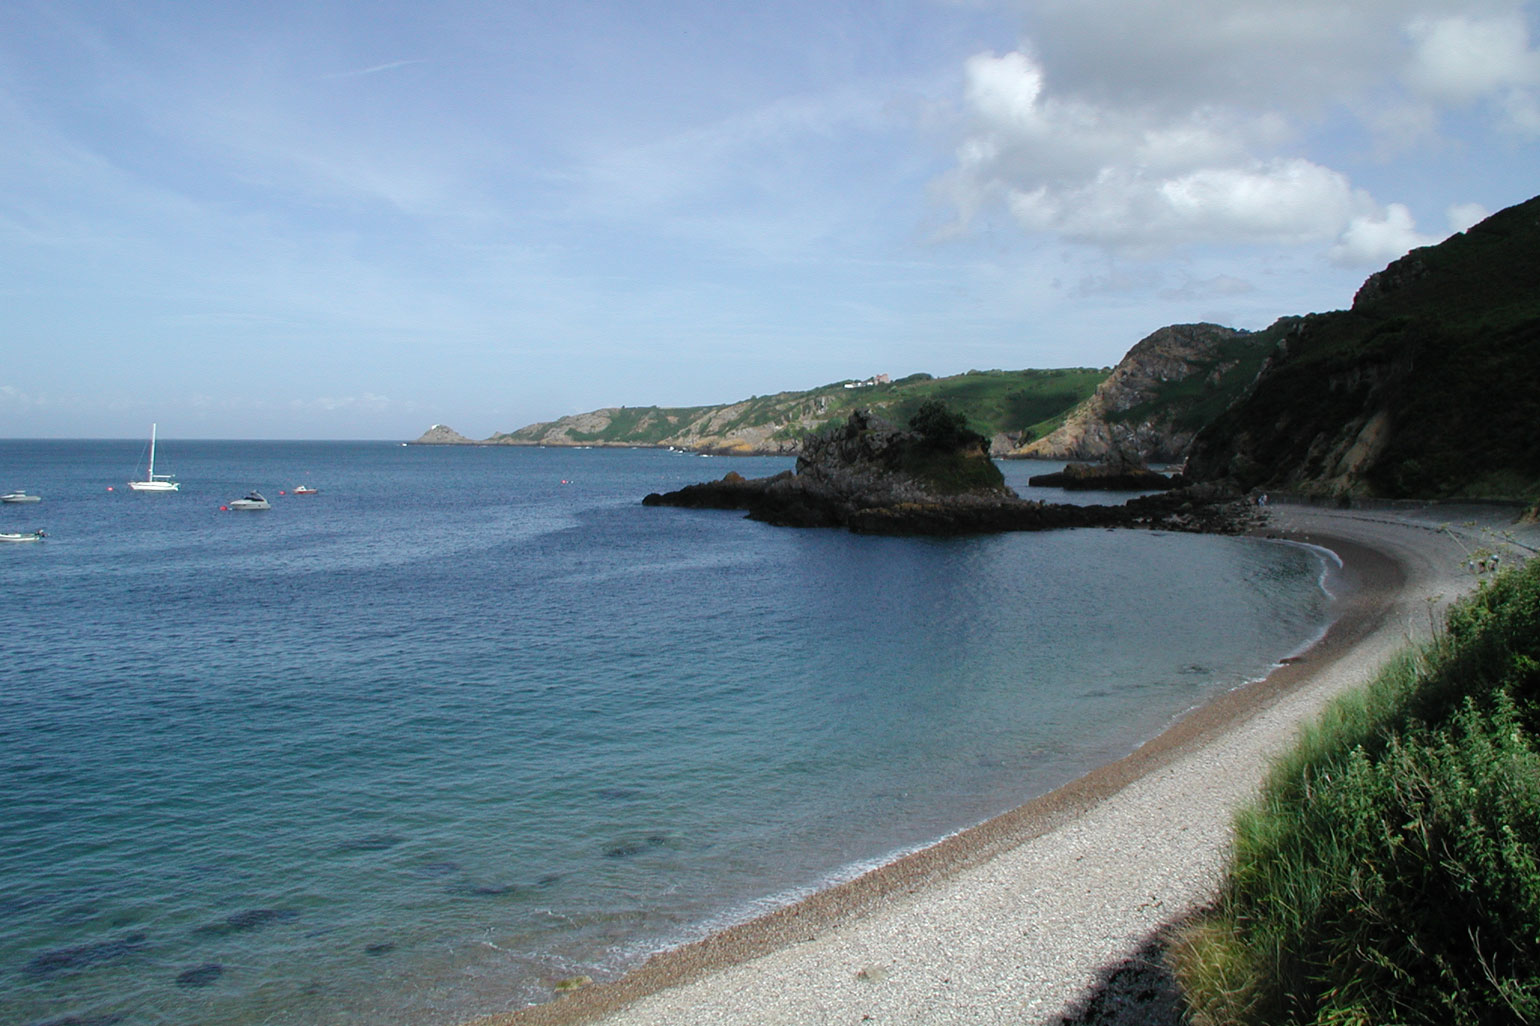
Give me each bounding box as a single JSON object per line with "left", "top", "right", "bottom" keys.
{"left": 129, "top": 423, "right": 179, "bottom": 491}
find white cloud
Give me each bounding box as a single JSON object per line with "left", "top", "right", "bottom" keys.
{"left": 942, "top": 2, "right": 1538, "bottom": 258}
{"left": 288, "top": 393, "right": 402, "bottom": 413}
{"left": 1447, "top": 202, "right": 1491, "bottom": 232}
{"left": 1157, "top": 163, "right": 1363, "bottom": 244}
{"left": 1405, "top": 13, "right": 1539, "bottom": 106}
{"left": 947, "top": 49, "right": 1369, "bottom": 250}
{"left": 1328, "top": 204, "right": 1441, "bottom": 266}
{"left": 321, "top": 59, "right": 429, "bottom": 81}
{"left": 0, "top": 384, "right": 40, "bottom": 409}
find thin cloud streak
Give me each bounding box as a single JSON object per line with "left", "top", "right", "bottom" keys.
{"left": 321, "top": 58, "right": 430, "bottom": 80}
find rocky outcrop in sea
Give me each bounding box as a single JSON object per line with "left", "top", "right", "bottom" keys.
{"left": 644, "top": 410, "right": 1259, "bottom": 536}
{"left": 410, "top": 424, "right": 477, "bottom": 445}
{"left": 1027, "top": 457, "right": 1180, "bottom": 492}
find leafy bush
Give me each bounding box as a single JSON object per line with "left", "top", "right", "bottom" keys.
{"left": 907, "top": 399, "right": 989, "bottom": 454}
{"left": 1172, "top": 558, "right": 1540, "bottom": 1026}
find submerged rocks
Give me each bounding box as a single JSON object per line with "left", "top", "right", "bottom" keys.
{"left": 24, "top": 932, "right": 149, "bottom": 978}
{"left": 174, "top": 962, "right": 224, "bottom": 989}
{"left": 194, "top": 908, "right": 298, "bottom": 936}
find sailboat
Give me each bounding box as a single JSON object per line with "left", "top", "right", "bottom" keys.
{"left": 128, "top": 423, "right": 180, "bottom": 491}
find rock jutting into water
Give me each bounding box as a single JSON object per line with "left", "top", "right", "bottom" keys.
{"left": 643, "top": 409, "right": 1257, "bottom": 536}
{"left": 1026, "top": 454, "right": 1180, "bottom": 492}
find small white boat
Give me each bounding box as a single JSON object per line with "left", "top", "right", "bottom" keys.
{"left": 1, "top": 491, "right": 41, "bottom": 503}
{"left": 291, "top": 485, "right": 319, "bottom": 496}
{"left": 128, "top": 423, "right": 179, "bottom": 491}
{"left": 0, "top": 529, "right": 45, "bottom": 542}
{"left": 227, "top": 491, "right": 271, "bottom": 511}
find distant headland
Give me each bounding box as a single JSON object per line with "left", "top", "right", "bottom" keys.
{"left": 417, "top": 193, "right": 1540, "bottom": 509}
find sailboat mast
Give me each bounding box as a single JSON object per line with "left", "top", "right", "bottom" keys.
{"left": 148, "top": 423, "right": 157, "bottom": 477}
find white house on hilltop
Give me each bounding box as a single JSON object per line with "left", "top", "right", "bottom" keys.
{"left": 842, "top": 374, "right": 890, "bottom": 389}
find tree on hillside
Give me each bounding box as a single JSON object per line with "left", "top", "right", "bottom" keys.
{"left": 908, "top": 399, "right": 989, "bottom": 454}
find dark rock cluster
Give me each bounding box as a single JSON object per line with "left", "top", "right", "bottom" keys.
{"left": 1027, "top": 459, "right": 1180, "bottom": 492}
{"left": 644, "top": 411, "right": 1260, "bottom": 536}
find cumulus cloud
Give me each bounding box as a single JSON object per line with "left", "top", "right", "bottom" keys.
{"left": 1405, "top": 13, "right": 1539, "bottom": 107}
{"left": 1328, "top": 204, "right": 1441, "bottom": 266}
{"left": 942, "top": 1, "right": 1533, "bottom": 259}
{"left": 944, "top": 49, "right": 1372, "bottom": 250}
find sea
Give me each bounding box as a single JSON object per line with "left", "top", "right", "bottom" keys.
{"left": 0, "top": 439, "right": 1338, "bottom": 1026}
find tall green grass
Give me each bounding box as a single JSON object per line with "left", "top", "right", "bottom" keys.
{"left": 1171, "top": 557, "right": 1540, "bottom": 1025}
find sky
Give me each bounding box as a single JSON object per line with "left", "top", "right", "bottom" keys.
{"left": 2, "top": 1, "right": 1537, "bottom": 440}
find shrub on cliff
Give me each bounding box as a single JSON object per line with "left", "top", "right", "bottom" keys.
{"left": 1171, "top": 558, "right": 1540, "bottom": 1025}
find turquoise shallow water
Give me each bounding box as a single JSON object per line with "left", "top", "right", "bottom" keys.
{"left": 0, "top": 441, "right": 1335, "bottom": 1025}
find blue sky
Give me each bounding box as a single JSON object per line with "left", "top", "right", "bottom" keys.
{"left": 3, "top": 0, "right": 1537, "bottom": 439}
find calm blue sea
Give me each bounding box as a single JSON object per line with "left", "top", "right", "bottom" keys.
{"left": 0, "top": 440, "right": 1336, "bottom": 1026}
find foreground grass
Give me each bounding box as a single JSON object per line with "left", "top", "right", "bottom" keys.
{"left": 1171, "top": 557, "right": 1540, "bottom": 1025}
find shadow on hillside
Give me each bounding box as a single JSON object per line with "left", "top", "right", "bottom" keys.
{"left": 1055, "top": 933, "right": 1188, "bottom": 1026}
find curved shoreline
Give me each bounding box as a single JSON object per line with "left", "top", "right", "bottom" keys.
{"left": 478, "top": 503, "right": 1532, "bottom": 1026}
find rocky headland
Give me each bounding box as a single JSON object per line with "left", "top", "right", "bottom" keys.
{"left": 643, "top": 408, "right": 1257, "bottom": 536}
{"left": 1008, "top": 323, "right": 1273, "bottom": 463}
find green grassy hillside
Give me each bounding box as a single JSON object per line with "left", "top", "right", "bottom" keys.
{"left": 492, "top": 367, "right": 1107, "bottom": 453}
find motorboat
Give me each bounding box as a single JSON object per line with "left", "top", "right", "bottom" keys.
{"left": 0, "top": 529, "right": 45, "bottom": 542}
{"left": 291, "top": 485, "right": 319, "bottom": 495}
{"left": 1, "top": 491, "right": 41, "bottom": 503}
{"left": 227, "top": 491, "right": 271, "bottom": 511}
{"left": 128, "top": 423, "right": 179, "bottom": 491}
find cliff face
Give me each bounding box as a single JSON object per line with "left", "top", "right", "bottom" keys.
{"left": 1185, "top": 195, "right": 1540, "bottom": 500}
{"left": 1011, "top": 324, "right": 1274, "bottom": 463}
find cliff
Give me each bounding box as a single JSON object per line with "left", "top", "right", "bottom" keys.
{"left": 1010, "top": 323, "right": 1274, "bottom": 463}
{"left": 1184, "top": 195, "right": 1540, "bottom": 501}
